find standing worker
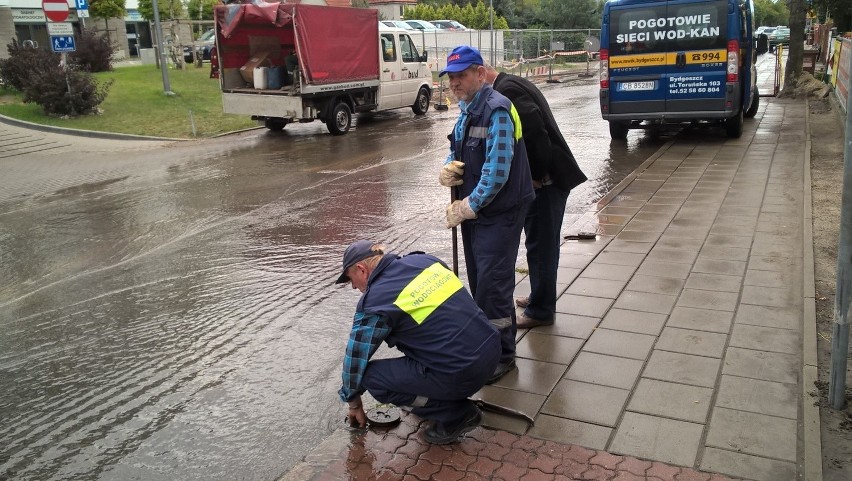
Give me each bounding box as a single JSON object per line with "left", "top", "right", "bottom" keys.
{"left": 483, "top": 63, "right": 588, "bottom": 329}
{"left": 336, "top": 241, "right": 500, "bottom": 444}
{"left": 438, "top": 46, "right": 534, "bottom": 384}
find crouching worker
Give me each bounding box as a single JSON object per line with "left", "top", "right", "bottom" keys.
{"left": 336, "top": 240, "right": 500, "bottom": 444}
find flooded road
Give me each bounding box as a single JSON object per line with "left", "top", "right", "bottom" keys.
{"left": 0, "top": 79, "right": 663, "bottom": 480}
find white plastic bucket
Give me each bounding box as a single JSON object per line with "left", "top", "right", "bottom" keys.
{"left": 253, "top": 66, "right": 268, "bottom": 89}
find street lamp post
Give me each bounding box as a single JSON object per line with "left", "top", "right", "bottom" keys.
{"left": 490, "top": 0, "right": 495, "bottom": 65}
{"left": 152, "top": 0, "right": 173, "bottom": 94}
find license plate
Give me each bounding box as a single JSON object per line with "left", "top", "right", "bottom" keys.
{"left": 618, "top": 81, "right": 656, "bottom": 92}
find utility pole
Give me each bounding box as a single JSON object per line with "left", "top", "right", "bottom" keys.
{"left": 489, "top": 0, "right": 494, "bottom": 66}
{"left": 152, "top": 0, "right": 173, "bottom": 94}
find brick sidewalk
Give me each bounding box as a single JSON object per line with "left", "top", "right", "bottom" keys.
{"left": 283, "top": 413, "right": 738, "bottom": 481}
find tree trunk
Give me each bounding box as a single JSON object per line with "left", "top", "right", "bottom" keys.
{"left": 783, "top": 0, "right": 807, "bottom": 91}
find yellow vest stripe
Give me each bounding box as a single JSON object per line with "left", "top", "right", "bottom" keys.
{"left": 393, "top": 262, "right": 463, "bottom": 324}
{"left": 509, "top": 103, "right": 523, "bottom": 141}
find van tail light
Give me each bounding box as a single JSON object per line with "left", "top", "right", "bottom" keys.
{"left": 727, "top": 40, "right": 739, "bottom": 82}
{"left": 600, "top": 49, "right": 609, "bottom": 89}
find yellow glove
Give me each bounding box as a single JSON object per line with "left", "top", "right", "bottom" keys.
{"left": 439, "top": 160, "right": 465, "bottom": 187}
{"left": 446, "top": 197, "right": 477, "bottom": 228}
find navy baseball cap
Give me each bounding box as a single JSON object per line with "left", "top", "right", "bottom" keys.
{"left": 439, "top": 45, "right": 484, "bottom": 77}
{"left": 335, "top": 240, "right": 379, "bottom": 284}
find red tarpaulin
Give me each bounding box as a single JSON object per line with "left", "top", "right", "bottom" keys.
{"left": 215, "top": 3, "right": 379, "bottom": 85}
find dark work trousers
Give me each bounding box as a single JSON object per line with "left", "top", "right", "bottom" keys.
{"left": 361, "top": 348, "right": 499, "bottom": 427}
{"left": 460, "top": 201, "right": 530, "bottom": 363}
{"left": 523, "top": 185, "right": 570, "bottom": 321}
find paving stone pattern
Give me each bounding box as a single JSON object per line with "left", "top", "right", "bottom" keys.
{"left": 280, "top": 98, "right": 808, "bottom": 481}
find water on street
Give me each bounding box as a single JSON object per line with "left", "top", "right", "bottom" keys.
{"left": 0, "top": 78, "right": 666, "bottom": 480}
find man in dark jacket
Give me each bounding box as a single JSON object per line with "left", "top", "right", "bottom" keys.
{"left": 484, "top": 63, "right": 588, "bottom": 328}
{"left": 336, "top": 240, "right": 500, "bottom": 444}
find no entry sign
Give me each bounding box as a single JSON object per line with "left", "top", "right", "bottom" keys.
{"left": 42, "top": 0, "right": 70, "bottom": 23}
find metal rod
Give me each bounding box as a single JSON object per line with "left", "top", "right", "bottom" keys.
{"left": 451, "top": 188, "right": 458, "bottom": 276}
{"left": 829, "top": 38, "right": 852, "bottom": 410}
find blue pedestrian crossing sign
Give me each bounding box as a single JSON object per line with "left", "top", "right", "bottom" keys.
{"left": 50, "top": 35, "right": 76, "bottom": 53}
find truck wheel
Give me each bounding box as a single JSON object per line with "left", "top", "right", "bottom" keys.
{"left": 412, "top": 87, "right": 430, "bottom": 115}
{"left": 725, "top": 109, "right": 744, "bottom": 138}
{"left": 744, "top": 87, "right": 759, "bottom": 119}
{"left": 609, "top": 121, "right": 629, "bottom": 140}
{"left": 328, "top": 102, "right": 351, "bottom": 135}
{"left": 265, "top": 118, "right": 288, "bottom": 131}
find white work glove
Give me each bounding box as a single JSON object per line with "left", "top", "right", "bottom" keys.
{"left": 446, "top": 197, "right": 477, "bottom": 228}
{"left": 439, "top": 160, "right": 465, "bottom": 187}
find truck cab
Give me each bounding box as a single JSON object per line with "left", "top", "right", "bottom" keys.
{"left": 599, "top": 0, "right": 759, "bottom": 139}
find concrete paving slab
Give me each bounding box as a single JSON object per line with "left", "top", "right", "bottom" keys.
{"left": 542, "top": 379, "right": 629, "bottom": 426}
{"left": 565, "top": 351, "right": 643, "bottom": 390}
{"left": 488, "top": 357, "right": 567, "bottom": 395}
{"left": 676, "top": 288, "right": 739, "bottom": 311}
{"left": 643, "top": 350, "right": 722, "bottom": 387}
{"left": 616, "top": 229, "right": 664, "bottom": 242}
{"left": 666, "top": 306, "right": 734, "bottom": 333}
{"left": 700, "top": 446, "right": 797, "bottom": 481}
{"left": 741, "top": 285, "right": 797, "bottom": 308}
{"left": 715, "top": 374, "right": 797, "bottom": 419}
{"left": 747, "top": 254, "right": 793, "bottom": 271}
{"left": 656, "top": 235, "right": 706, "bottom": 251}
{"left": 636, "top": 260, "right": 693, "bottom": 279}
{"left": 684, "top": 272, "right": 743, "bottom": 292}
{"left": 555, "top": 293, "right": 614, "bottom": 318}
{"left": 722, "top": 347, "right": 798, "bottom": 384}
{"left": 743, "top": 268, "right": 789, "bottom": 288}
{"left": 705, "top": 234, "right": 754, "bottom": 249}
{"left": 599, "top": 308, "right": 668, "bottom": 336}
{"left": 594, "top": 250, "right": 647, "bottom": 267}
{"left": 646, "top": 247, "right": 701, "bottom": 264}
{"left": 656, "top": 327, "right": 728, "bottom": 358}
{"left": 692, "top": 257, "right": 747, "bottom": 276}
{"left": 516, "top": 331, "right": 583, "bottom": 365}
{"left": 603, "top": 239, "right": 654, "bottom": 254}
{"left": 580, "top": 262, "right": 637, "bottom": 281}
{"left": 733, "top": 304, "right": 801, "bottom": 331}
{"left": 526, "top": 414, "right": 612, "bottom": 450}
{"left": 556, "top": 266, "right": 583, "bottom": 285}
{"left": 729, "top": 324, "right": 800, "bottom": 355}
{"left": 533, "top": 312, "right": 600, "bottom": 339}
{"left": 583, "top": 328, "right": 656, "bottom": 360}
{"left": 558, "top": 253, "right": 596, "bottom": 269}
{"left": 474, "top": 385, "right": 546, "bottom": 429}
{"left": 698, "top": 245, "right": 751, "bottom": 262}
{"left": 612, "top": 290, "right": 678, "bottom": 315}
{"left": 627, "top": 378, "right": 713, "bottom": 423}
{"left": 625, "top": 274, "right": 686, "bottom": 295}
{"left": 705, "top": 407, "right": 797, "bottom": 461}
{"left": 610, "top": 411, "right": 704, "bottom": 466}
{"left": 565, "top": 277, "right": 627, "bottom": 299}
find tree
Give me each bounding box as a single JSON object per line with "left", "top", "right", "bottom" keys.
{"left": 784, "top": 0, "right": 807, "bottom": 90}
{"left": 754, "top": 0, "right": 790, "bottom": 26}
{"left": 88, "top": 0, "right": 126, "bottom": 42}
{"left": 810, "top": 0, "right": 852, "bottom": 30}
{"left": 186, "top": 0, "right": 218, "bottom": 21}
{"left": 536, "top": 0, "right": 600, "bottom": 29}
{"left": 137, "top": 0, "right": 184, "bottom": 22}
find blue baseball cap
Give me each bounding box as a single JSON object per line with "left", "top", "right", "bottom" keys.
{"left": 439, "top": 45, "right": 484, "bottom": 77}
{"left": 335, "top": 240, "right": 380, "bottom": 284}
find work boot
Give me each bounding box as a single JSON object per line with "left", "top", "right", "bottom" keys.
{"left": 515, "top": 296, "right": 530, "bottom": 308}
{"left": 516, "top": 312, "right": 554, "bottom": 329}
{"left": 486, "top": 358, "right": 516, "bottom": 384}
{"left": 423, "top": 406, "right": 482, "bottom": 444}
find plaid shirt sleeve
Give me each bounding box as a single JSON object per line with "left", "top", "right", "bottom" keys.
{"left": 338, "top": 311, "right": 391, "bottom": 402}
{"left": 468, "top": 108, "right": 515, "bottom": 212}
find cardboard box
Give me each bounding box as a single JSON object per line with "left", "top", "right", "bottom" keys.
{"left": 239, "top": 51, "right": 273, "bottom": 84}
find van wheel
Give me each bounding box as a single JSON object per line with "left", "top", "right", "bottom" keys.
{"left": 328, "top": 102, "right": 351, "bottom": 135}
{"left": 725, "top": 109, "right": 744, "bottom": 138}
{"left": 265, "top": 118, "right": 288, "bottom": 131}
{"left": 412, "top": 87, "right": 430, "bottom": 115}
{"left": 744, "top": 87, "right": 759, "bottom": 118}
{"left": 609, "top": 121, "right": 629, "bottom": 140}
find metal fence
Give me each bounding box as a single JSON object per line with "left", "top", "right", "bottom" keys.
{"left": 412, "top": 28, "right": 601, "bottom": 78}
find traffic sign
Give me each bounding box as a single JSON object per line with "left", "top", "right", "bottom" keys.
{"left": 42, "top": 0, "right": 70, "bottom": 23}
{"left": 50, "top": 35, "right": 76, "bottom": 53}
{"left": 75, "top": 0, "right": 88, "bottom": 9}
{"left": 47, "top": 22, "right": 73, "bottom": 36}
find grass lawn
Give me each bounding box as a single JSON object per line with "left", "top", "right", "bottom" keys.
{"left": 0, "top": 64, "right": 258, "bottom": 138}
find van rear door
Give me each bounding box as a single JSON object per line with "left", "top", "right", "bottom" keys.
{"left": 607, "top": 0, "right": 730, "bottom": 117}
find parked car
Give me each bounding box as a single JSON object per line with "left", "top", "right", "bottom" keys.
{"left": 755, "top": 26, "right": 776, "bottom": 36}
{"left": 430, "top": 20, "right": 469, "bottom": 31}
{"left": 404, "top": 20, "right": 440, "bottom": 31}
{"left": 381, "top": 20, "right": 416, "bottom": 30}
{"left": 182, "top": 28, "right": 216, "bottom": 62}
{"left": 768, "top": 27, "right": 790, "bottom": 48}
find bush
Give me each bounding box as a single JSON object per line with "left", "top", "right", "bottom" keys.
{"left": 0, "top": 40, "right": 60, "bottom": 91}
{"left": 69, "top": 30, "right": 115, "bottom": 72}
{"left": 0, "top": 39, "right": 112, "bottom": 116}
